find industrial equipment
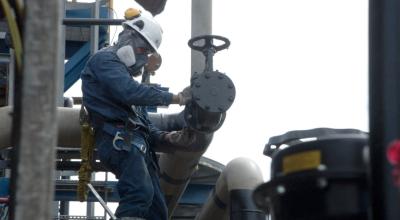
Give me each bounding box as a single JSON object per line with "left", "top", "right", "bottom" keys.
{"left": 254, "top": 128, "right": 369, "bottom": 220}
{"left": 184, "top": 35, "right": 235, "bottom": 133}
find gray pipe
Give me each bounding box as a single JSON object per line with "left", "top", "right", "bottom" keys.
{"left": 196, "top": 158, "right": 265, "bottom": 220}
{"left": 0, "top": 106, "right": 12, "bottom": 148}
{"left": 0, "top": 106, "right": 81, "bottom": 149}
{"left": 148, "top": 111, "right": 214, "bottom": 215}
{"left": 148, "top": 112, "right": 186, "bottom": 131}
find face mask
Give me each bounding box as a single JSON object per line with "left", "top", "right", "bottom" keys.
{"left": 116, "top": 45, "right": 149, "bottom": 77}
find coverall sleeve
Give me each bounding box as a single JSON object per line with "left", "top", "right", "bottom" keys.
{"left": 141, "top": 110, "right": 171, "bottom": 152}
{"left": 90, "top": 52, "right": 173, "bottom": 107}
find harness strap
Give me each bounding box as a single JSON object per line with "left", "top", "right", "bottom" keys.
{"left": 102, "top": 122, "right": 148, "bottom": 154}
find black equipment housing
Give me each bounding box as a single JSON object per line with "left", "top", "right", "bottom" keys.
{"left": 254, "top": 128, "right": 369, "bottom": 220}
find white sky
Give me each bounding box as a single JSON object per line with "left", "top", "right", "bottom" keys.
{"left": 66, "top": 0, "right": 369, "bottom": 214}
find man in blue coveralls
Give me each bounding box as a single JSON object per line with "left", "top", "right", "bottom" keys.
{"left": 81, "top": 8, "right": 193, "bottom": 220}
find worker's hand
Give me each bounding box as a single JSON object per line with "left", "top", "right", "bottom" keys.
{"left": 171, "top": 86, "right": 192, "bottom": 105}
{"left": 163, "top": 128, "right": 196, "bottom": 150}
{"left": 177, "top": 86, "right": 192, "bottom": 106}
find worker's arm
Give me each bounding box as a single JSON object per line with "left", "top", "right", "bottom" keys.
{"left": 90, "top": 51, "right": 174, "bottom": 107}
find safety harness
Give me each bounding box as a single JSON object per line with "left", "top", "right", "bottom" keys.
{"left": 77, "top": 106, "right": 95, "bottom": 202}
{"left": 77, "top": 106, "right": 151, "bottom": 201}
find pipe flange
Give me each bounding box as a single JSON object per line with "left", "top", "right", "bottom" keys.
{"left": 191, "top": 71, "right": 236, "bottom": 113}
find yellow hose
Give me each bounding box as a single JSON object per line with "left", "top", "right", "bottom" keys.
{"left": 0, "top": 0, "right": 22, "bottom": 71}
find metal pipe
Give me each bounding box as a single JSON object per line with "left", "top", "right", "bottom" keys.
{"left": 86, "top": 2, "right": 101, "bottom": 215}
{"left": 148, "top": 111, "right": 214, "bottom": 214}
{"left": 58, "top": 0, "right": 66, "bottom": 106}
{"left": 11, "top": 0, "right": 61, "bottom": 219}
{"left": 63, "top": 18, "right": 124, "bottom": 26}
{"left": 148, "top": 111, "right": 186, "bottom": 132}
{"left": 195, "top": 158, "right": 265, "bottom": 220}
{"left": 369, "top": 0, "right": 400, "bottom": 219}
{"left": 0, "top": 106, "right": 81, "bottom": 150}
{"left": 90, "top": 0, "right": 100, "bottom": 54}
{"left": 191, "top": 0, "right": 212, "bottom": 74}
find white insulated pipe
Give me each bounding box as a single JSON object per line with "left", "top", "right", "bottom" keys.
{"left": 195, "top": 157, "right": 264, "bottom": 220}
{"left": 0, "top": 106, "right": 81, "bottom": 149}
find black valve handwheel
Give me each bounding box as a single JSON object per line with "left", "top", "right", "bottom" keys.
{"left": 188, "top": 35, "right": 230, "bottom": 53}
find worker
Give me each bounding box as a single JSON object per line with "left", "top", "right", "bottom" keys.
{"left": 81, "top": 8, "right": 194, "bottom": 220}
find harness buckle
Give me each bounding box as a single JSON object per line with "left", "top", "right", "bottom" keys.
{"left": 138, "top": 144, "right": 146, "bottom": 154}
{"left": 112, "top": 131, "right": 125, "bottom": 151}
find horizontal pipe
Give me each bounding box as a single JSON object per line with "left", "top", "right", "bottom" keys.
{"left": 63, "top": 18, "right": 124, "bottom": 26}
{"left": 0, "top": 106, "right": 81, "bottom": 149}
{"left": 0, "top": 106, "right": 212, "bottom": 150}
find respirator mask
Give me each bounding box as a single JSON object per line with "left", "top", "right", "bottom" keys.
{"left": 115, "top": 30, "right": 151, "bottom": 77}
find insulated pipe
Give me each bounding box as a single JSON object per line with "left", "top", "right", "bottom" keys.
{"left": 158, "top": 134, "right": 213, "bottom": 214}
{"left": 148, "top": 112, "right": 214, "bottom": 215}
{"left": 148, "top": 111, "right": 186, "bottom": 132}
{"left": 0, "top": 106, "right": 81, "bottom": 149}
{"left": 196, "top": 158, "right": 265, "bottom": 220}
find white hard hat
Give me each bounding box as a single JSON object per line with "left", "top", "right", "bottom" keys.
{"left": 122, "top": 9, "right": 163, "bottom": 53}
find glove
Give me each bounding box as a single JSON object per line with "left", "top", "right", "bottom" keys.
{"left": 163, "top": 128, "right": 196, "bottom": 150}
{"left": 177, "top": 86, "right": 192, "bottom": 106}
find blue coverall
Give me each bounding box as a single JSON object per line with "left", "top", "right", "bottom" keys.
{"left": 81, "top": 50, "right": 173, "bottom": 219}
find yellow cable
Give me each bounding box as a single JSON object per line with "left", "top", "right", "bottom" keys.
{"left": 0, "top": 0, "right": 22, "bottom": 71}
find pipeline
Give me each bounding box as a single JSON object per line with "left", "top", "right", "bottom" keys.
{"left": 0, "top": 106, "right": 81, "bottom": 149}
{"left": 148, "top": 111, "right": 214, "bottom": 216}
{"left": 195, "top": 157, "right": 265, "bottom": 220}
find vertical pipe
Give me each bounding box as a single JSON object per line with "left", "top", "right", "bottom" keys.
{"left": 369, "top": 0, "right": 400, "bottom": 219}
{"left": 191, "top": 0, "right": 212, "bottom": 75}
{"left": 87, "top": 1, "right": 100, "bottom": 216}
{"left": 11, "top": 1, "right": 61, "bottom": 220}
{"left": 90, "top": 0, "right": 100, "bottom": 54}
{"left": 55, "top": 1, "right": 67, "bottom": 216}
{"left": 58, "top": 0, "right": 66, "bottom": 106}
